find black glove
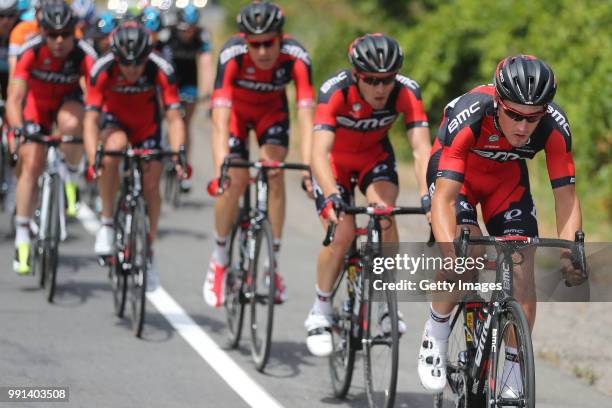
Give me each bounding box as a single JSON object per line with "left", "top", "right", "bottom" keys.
{"left": 320, "top": 193, "right": 346, "bottom": 219}
{"left": 421, "top": 194, "right": 431, "bottom": 213}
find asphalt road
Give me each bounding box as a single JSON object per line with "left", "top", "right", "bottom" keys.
{"left": 1, "top": 107, "right": 611, "bottom": 408}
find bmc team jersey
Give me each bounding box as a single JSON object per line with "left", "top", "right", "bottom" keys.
{"left": 312, "top": 69, "right": 428, "bottom": 208}
{"left": 212, "top": 34, "right": 314, "bottom": 158}
{"left": 85, "top": 52, "right": 181, "bottom": 145}
{"left": 157, "top": 27, "right": 211, "bottom": 88}
{"left": 427, "top": 84, "right": 576, "bottom": 236}
{"left": 13, "top": 35, "right": 96, "bottom": 132}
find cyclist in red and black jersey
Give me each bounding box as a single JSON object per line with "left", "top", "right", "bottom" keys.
{"left": 6, "top": 1, "right": 96, "bottom": 274}
{"left": 417, "top": 55, "right": 584, "bottom": 397}
{"left": 304, "top": 34, "right": 432, "bottom": 357}
{"left": 83, "top": 21, "right": 186, "bottom": 292}
{"left": 203, "top": 2, "right": 314, "bottom": 307}
{"left": 0, "top": 0, "right": 20, "bottom": 99}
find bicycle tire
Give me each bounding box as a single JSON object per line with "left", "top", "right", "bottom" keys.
{"left": 129, "top": 198, "right": 149, "bottom": 338}
{"left": 435, "top": 304, "right": 485, "bottom": 408}
{"left": 44, "top": 176, "right": 61, "bottom": 303}
{"left": 111, "top": 194, "right": 128, "bottom": 317}
{"left": 163, "top": 164, "right": 174, "bottom": 203}
{"left": 328, "top": 261, "right": 357, "bottom": 399}
{"left": 249, "top": 219, "right": 275, "bottom": 372}
{"left": 487, "top": 299, "right": 535, "bottom": 408}
{"left": 363, "top": 270, "right": 399, "bottom": 408}
{"left": 224, "top": 215, "right": 249, "bottom": 348}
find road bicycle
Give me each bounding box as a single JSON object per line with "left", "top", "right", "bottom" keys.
{"left": 435, "top": 229, "right": 587, "bottom": 408}
{"left": 218, "top": 157, "right": 310, "bottom": 371}
{"left": 324, "top": 203, "right": 427, "bottom": 408}
{"left": 17, "top": 133, "right": 82, "bottom": 302}
{"left": 95, "top": 145, "right": 184, "bottom": 337}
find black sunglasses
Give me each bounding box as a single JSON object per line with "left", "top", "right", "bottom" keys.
{"left": 45, "top": 30, "right": 74, "bottom": 39}
{"left": 358, "top": 73, "right": 396, "bottom": 86}
{"left": 498, "top": 98, "right": 547, "bottom": 123}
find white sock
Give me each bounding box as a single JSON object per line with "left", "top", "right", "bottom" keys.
{"left": 425, "top": 303, "right": 451, "bottom": 339}
{"left": 502, "top": 347, "right": 522, "bottom": 395}
{"left": 314, "top": 286, "right": 333, "bottom": 316}
{"left": 213, "top": 234, "right": 228, "bottom": 266}
{"left": 100, "top": 217, "right": 113, "bottom": 227}
{"left": 15, "top": 216, "right": 31, "bottom": 246}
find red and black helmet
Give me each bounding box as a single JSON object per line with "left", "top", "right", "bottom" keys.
{"left": 110, "top": 21, "right": 152, "bottom": 65}
{"left": 237, "top": 1, "right": 284, "bottom": 35}
{"left": 494, "top": 55, "right": 556, "bottom": 105}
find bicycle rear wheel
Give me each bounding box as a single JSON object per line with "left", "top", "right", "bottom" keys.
{"left": 249, "top": 219, "right": 275, "bottom": 371}
{"left": 225, "top": 214, "right": 249, "bottom": 348}
{"left": 487, "top": 299, "right": 535, "bottom": 408}
{"left": 129, "top": 199, "right": 149, "bottom": 338}
{"left": 44, "top": 175, "right": 60, "bottom": 303}
{"left": 363, "top": 271, "right": 399, "bottom": 408}
{"left": 328, "top": 264, "right": 356, "bottom": 399}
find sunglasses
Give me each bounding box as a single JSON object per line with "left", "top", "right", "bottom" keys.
{"left": 357, "top": 73, "right": 396, "bottom": 86}
{"left": 45, "top": 30, "right": 74, "bottom": 39}
{"left": 498, "top": 98, "right": 547, "bottom": 123}
{"left": 247, "top": 37, "right": 278, "bottom": 49}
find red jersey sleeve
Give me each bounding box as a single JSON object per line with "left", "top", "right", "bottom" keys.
{"left": 292, "top": 58, "right": 314, "bottom": 109}
{"left": 212, "top": 58, "right": 238, "bottom": 108}
{"left": 13, "top": 48, "right": 35, "bottom": 81}
{"left": 545, "top": 129, "right": 576, "bottom": 188}
{"left": 395, "top": 76, "right": 429, "bottom": 129}
{"left": 85, "top": 70, "right": 107, "bottom": 111}
{"left": 157, "top": 69, "right": 181, "bottom": 110}
{"left": 437, "top": 127, "right": 475, "bottom": 183}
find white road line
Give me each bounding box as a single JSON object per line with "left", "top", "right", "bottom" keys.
{"left": 76, "top": 203, "right": 283, "bottom": 408}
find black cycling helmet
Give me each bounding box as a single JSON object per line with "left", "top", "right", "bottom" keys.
{"left": 494, "top": 55, "right": 556, "bottom": 105}
{"left": 0, "top": 0, "right": 19, "bottom": 16}
{"left": 110, "top": 21, "right": 152, "bottom": 65}
{"left": 39, "top": 1, "right": 75, "bottom": 31}
{"left": 237, "top": 1, "right": 284, "bottom": 35}
{"left": 348, "top": 33, "right": 403, "bottom": 74}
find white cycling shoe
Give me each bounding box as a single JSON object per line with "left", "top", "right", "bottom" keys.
{"left": 304, "top": 308, "right": 333, "bottom": 357}
{"left": 418, "top": 326, "right": 448, "bottom": 393}
{"left": 378, "top": 305, "right": 407, "bottom": 335}
{"left": 95, "top": 225, "right": 114, "bottom": 256}
{"left": 146, "top": 255, "right": 160, "bottom": 292}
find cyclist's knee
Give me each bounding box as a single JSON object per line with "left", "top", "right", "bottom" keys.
{"left": 57, "top": 103, "right": 84, "bottom": 135}
{"left": 19, "top": 147, "right": 45, "bottom": 178}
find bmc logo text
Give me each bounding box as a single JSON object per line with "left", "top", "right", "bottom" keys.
{"left": 220, "top": 44, "right": 247, "bottom": 65}
{"left": 547, "top": 105, "right": 571, "bottom": 136}
{"left": 236, "top": 79, "right": 285, "bottom": 92}
{"left": 447, "top": 101, "right": 480, "bottom": 133}
{"left": 31, "top": 70, "right": 79, "bottom": 84}
{"left": 471, "top": 149, "right": 521, "bottom": 162}
{"left": 321, "top": 71, "right": 348, "bottom": 94}
{"left": 336, "top": 114, "right": 397, "bottom": 131}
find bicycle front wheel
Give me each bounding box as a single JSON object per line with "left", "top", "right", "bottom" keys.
{"left": 363, "top": 272, "right": 399, "bottom": 408}
{"left": 44, "top": 175, "right": 61, "bottom": 303}
{"left": 129, "top": 199, "right": 149, "bottom": 338}
{"left": 487, "top": 299, "right": 535, "bottom": 408}
{"left": 328, "top": 264, "right": 356, "bottom": 399}
{"left": 111, "top": 194, "right": 128, "bottom": 317}
{"left": 249, "top": 219, "right": 275, "bottom": 372}
{"left": 225, "top": 214, "right": 249, "bottom": 348}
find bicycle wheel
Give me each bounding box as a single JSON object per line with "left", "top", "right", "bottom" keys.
{"left": 44, "top": 176, "right": 61, "bottom": 303}
{"left": 363, "top": 270, "right": 399, "bottom": 408}
{"left": 224, "top": 214, "right": 249, "bottom": 348}
{"left": 328, "top": 263, "right": 357, "bottom": 399}
{"left": 249, "top": 219, "right": 275, "bottom": 371}
{"left": 163, "top": 164, "right": 174, "bottom": 203}
{"left": 110, "top": 194, "right": 128, "bottom": 318}
{"left": 487, "top": 299, "right": 535, "bottom": 408}
{"left": 435, "top": 304, "right": 486, "bottom": 408}
{"left": 129, "top": 198, "right": 149, "bottom": 338}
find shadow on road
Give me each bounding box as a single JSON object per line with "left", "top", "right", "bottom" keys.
{"left": 156, "top": 227, "right": 208, "bottom": 241}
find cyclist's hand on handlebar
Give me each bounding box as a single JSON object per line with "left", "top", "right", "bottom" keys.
{"left": 560, "top": 251, "right": 586, "bottom": 287}
{"left": 301, "top": 172, "right": 314, "bottom": 199}
{"left": 421, "top": 194, "right": 432, "bottom": 223}
{"left": 207, "top": 176, "right": 230, "bottom": 197}
{"left": 319, "top": 193, "right": 345, "bottom": 224}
